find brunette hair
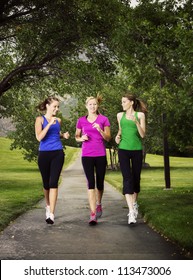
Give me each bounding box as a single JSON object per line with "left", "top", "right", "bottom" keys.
{"left": 37, "top": 96, "right": 59, "bottom": 111}
{"left": 122, "top": 92, "right": 147, "bottom": 114}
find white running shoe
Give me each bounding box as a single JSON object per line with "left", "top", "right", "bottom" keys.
{"left": 133, "top": 203, "right": 138, "bottom": 218}
{"left": 45, "top": 205, "right": 50, "bottom": 220}
{"left": 128, "top": 211, "right": 136, "bottom": 224}
{"left": 46, "top": 213, "right": 54, "bottom": 224}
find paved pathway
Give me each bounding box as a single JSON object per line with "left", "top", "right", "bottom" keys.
{"left": 0, "top": 153, "right": 188, "bottom": 260}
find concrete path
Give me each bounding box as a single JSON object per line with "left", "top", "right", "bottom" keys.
{"left": 0, "top": 153, "right": 187, "bottom": 260}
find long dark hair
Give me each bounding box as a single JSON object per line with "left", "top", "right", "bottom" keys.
{"left": 122, "top": 92, "right": 147, "bottom": 114}
{"left": 37, "top": 96, "right": 59, "bottom": 111}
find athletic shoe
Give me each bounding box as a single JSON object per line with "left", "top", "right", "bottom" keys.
{"left": 45, "top": 205, "right": 50, "bottom": 221}
{"left": 128, "top": 211, "right": 136, "bottom": 224}
{"left": 89, "top": 212, "right": 97, "bottom": 225}
{"left": 46, "top": 213, "right": 54, "bottom": 224}
{"left": 133, "top": 203, "right": 138, "bottom": 218}
{"left": 96, "top": 204, "right": 102, "bottom": 218}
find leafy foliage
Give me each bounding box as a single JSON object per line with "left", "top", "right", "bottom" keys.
{"left": 0, "top": 0, "right": 123, "bottom": 95}
{"left": 0, "top": 0, "right": 193, "bottom": 161}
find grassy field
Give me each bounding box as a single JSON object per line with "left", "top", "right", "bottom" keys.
{"left": 105, "top": 152, "right": 193, "bottom": 258}
{"left": 0, "top": 137, "right": 79, "bottom": 232}
{"left": 1, "top": 137, "right": 193, "bottom": 258}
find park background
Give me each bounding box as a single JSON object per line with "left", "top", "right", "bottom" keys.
{"left": 0, "top": 0, "right": 193, "bottom": 258}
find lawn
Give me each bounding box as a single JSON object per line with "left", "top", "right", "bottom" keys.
{"left": 105, "top": 152, "right": 193, "bottom": 258}
{"left": 1, "top": 137, "right": 193, "bottom": 258}
{"left": 0, "top": 137, "right": 79, "bottom": 232}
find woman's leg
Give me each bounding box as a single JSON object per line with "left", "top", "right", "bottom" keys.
{"left": 48, "top": 151, "right": 64, "bottom": 223}
{"left": 43, "top": 188, "right": 50, "bottom": 206}
{"left": 131, "top": 150, "right": 142, "bottom": 200}
{"left": 96, "top": 189, "right": 103, "bottom": 205}
{"left": 133, "top": 192, "right": 138, "bottom": 204}
{"left": 125, "top": 194, "right": 135, "bottom": 211}
{"left": 88, "top": 189, "right": 96, "bottom": 213}
{"left": 131, "top": 150, "right": 143, "bottom": 193}
{"left": 38, "top": 152, "right": 51, "bottom": 220}
{"left": 49, "top": 188, "right": 58, "bottom": 215}
{"left": 95, "top": 156, "right": 107, "bottom": 217}
{"left": 131, "top": 150, "right": 143, "bottom": 219}
{"left": 82, "top": 157, "right": 97, "bottom": 224}
{"left": 118, "top": 149, "right": 134, "bottom": 196}
{"left": 118, "top": 149, "right": 136, "bottom": 224}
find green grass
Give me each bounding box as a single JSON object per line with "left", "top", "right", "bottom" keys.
{"left": 105, "top": 153, "right": 193, "bottom": 258}
{"left": 0, "top": 137, "right": 79, "bottom": 232}
{"left": 1, "top": 137, "right": 193, "bottom": 258}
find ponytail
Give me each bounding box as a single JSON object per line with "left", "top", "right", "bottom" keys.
{"left": 122, "top": 92, "right": 147, "bottom": 114}
{"left": 37, "top": 96, "right": 59, "bottom": 111}
{"left": 135, "top": 98, "right": 147, "bottom": 114}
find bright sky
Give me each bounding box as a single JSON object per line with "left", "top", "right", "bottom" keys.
{"left": 130, "top": 0, "right": 138, "bottom": 7}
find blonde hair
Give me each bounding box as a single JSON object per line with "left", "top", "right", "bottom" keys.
{"left": 85, "top": 93, "right": 102, "bottom": 106}
{"left": 85, "top": 94, "right": 102, "bottom": 114}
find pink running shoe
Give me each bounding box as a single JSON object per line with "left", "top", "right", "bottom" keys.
{"left": 89, "top": 212, "right": 97, "bottom": 225}
{"left": 96, "top": 204, "right": 102, "bottom": 218}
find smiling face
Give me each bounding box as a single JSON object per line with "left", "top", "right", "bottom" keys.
{"left": 46, "top": 100, "right": 60, "bottom": 116}
{"left": 121, "top": 97, "right": 133, "bottom": 111}
{"left": 86, "top": 98, "right": 99, "bottom": 114}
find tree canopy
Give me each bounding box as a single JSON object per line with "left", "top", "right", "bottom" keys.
{"left": 111, "top": 0, "right": 193, "bottom": 154}
{"left": 0, "top": 0, "right": 123, "bottom": 95}
{"left": 0, "top": 0, "right": 193, "bottom": 161}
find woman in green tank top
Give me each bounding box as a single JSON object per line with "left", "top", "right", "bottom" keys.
{"left": 115, "top": 92, "right": 147, "bottom": 225}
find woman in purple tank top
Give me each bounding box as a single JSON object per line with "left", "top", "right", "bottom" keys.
{"left": 75, "top": 95, "right": 111, "bottom": 225}
{"left": 35, "top": 96, "right": 70, "bottom": 224}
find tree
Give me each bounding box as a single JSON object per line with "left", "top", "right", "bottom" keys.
{"left": 0, "top": 0, "right": 124, "bottom": 96}
{"left": 112, "top": 0, "right": 193, "bottom": 153}
{"left": 1, "top": 0, "right": 193, "bottom": 161}
{"left": 0, "top": 0, "right": 127, "bottom": 162}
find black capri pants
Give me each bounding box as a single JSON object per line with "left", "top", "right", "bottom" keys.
{"left": 118, "top": 149, "right": 143, "bottom": 195}
{"left": 38, "top": 150, "right": 65, "bottom": 190}
{"left": 82, "top": 156, "right": 107, "bottom": 190}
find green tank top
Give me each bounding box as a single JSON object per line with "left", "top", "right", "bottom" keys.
{"left": 119, "top": 112, "right": 142, "bottom": 150}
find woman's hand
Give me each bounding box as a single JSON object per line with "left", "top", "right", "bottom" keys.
{"left": 93, "top": 123, "right": 111, "bottom": 142}
{"left": 92, "top": 122, "right": 101, "bottom": 131}
{"left": 63, "top": 132, "right": 70, "bottom": 139}
{"left": 81, "top": 134, "right": 89, "bottom": 141}
{"left": 49, "top": 117, "right": 57, "bottom": 125}
{"left": 115, "top": 135, "right": 121, "bottom": 144}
